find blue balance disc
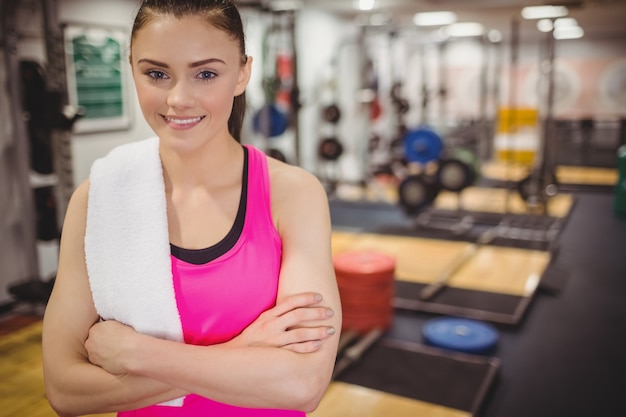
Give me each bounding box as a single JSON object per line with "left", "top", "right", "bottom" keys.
{"left": 422, "top": 317, "right": 499, "bottom": 354}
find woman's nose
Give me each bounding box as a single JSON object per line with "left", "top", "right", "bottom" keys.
{"left": 167, "top": 80, "right": 195, "bottom": 109}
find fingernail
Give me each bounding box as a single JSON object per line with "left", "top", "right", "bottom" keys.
{"left": 327, "top": 327, "right": 336, "bottom": 335}
{"left": 326, "top": 309, "right": 334, "bottom": 317}
{"left": 315, "top": 294, "right": 323, "bottom": 302}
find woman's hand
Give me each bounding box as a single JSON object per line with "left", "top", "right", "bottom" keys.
{"left": 85, "top": 320, "right": 139, "bottom": 375}
{"left": 230, "top": 292, "right": 336, "bottom": 353}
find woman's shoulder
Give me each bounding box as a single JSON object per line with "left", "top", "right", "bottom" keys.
{"left": 73, "top": 178, "right": 90, "bottom": 200}
{"left": 66, "top": 179, "right": 90, "bottom": 217}
{"left": 266, "top": 156, "right": 325, "bottom": 199}
{"left": 266, "top": 156, "right": 330, "bottom": 228}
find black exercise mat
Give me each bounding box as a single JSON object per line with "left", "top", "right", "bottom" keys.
{"left": 393, "top": 281, "right": 530, "bottom": 325}
{"left": 391, "top": 250, "right": 571, "bottom": 324}
{"left": 336, "top": 339, "right": 500, "bottom": 414}
{"left": 375, "top": 209, "right": 567, "bottom": 253}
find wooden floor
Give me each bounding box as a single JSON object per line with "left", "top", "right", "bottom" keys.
{"left": 0, "top": 315, "right": 115, "bottom": 417}
{"left": 311, "top": 382, "right": 469, "bottom": 417}
{"left": 332, "top": 231, "right": 550, "bottom": 297}
{"left": 481, "top": 160, "right": 618, "bottom": 186}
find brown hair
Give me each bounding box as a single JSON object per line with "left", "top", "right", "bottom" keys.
{"left": 131, "top": 0, "right": 248, "bottom": 142}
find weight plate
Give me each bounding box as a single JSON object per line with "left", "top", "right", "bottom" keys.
{"left": 318, "top": 137, "right": 344, "bottom": 161}
{"left": 404, "top": 127, "right": 443, "bottom": 164}
{"left": 322, "top": 104, "right": 341, "bottom": 124}
{"left": 422, "top": 317, "right": 499, "bottom": 354}
{"left": 437, "top": 158, "right": 475, "bottom": 192}
{"left": 517, "top": 171, "right": 559, "bottom": 202}
{"left": 398, "top": 174, "right": 439, "bottom": 214}
{"left": 253, "top": 104, "right": 289, "bottom": 138}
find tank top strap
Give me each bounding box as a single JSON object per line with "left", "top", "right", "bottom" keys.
{"left": 242, "top": 145, "right": 278, "bottom": 241}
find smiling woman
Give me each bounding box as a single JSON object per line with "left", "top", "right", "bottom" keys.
{"left": 41, "top": 1, "right": 341, "bottom": 417}
{"left": 130, "top": 15, "right": 248, "bottom": 145}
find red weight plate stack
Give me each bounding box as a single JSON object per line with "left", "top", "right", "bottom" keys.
{"left": 333, "top": 251, "right": 396, "bottom": 334}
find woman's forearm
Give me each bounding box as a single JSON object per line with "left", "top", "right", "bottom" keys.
{"left": 44, "top": 357, "right": 188, "bottom": 416}
{"left": 125, "top": 333, "right": 335, "bottom": 412}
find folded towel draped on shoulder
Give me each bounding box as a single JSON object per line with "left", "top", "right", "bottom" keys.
{"left": 85, "top": 136, "right": 184, "bottom": 407}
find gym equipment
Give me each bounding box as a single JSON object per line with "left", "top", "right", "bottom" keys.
{"left": 437, "top": 159, "right": 475, "bottom": 193}
{"left": 517, "top": 170, "right": 559, "bottom": 207}
{"left": 318, "top": 136, "right": 344, "bottom": 161}
{"left": 436, "top": 149, "right": 480, "bottom": 193}
{"left": 403, "top": 127, "right": 443, "bottom": 164}
{"left": 322, "top": 103, "right": 341, "bottom": 124}
{"left": 19, "top": 60, "right": 54, "bottom": 174}
{"left": 256, "top": 9, "right": 300, "bottom": 163}
{"left": 391, "top": 81, "right": 411, "bottom": 115}
{"left": 422, "top": 316, "right": 499, "bottom": 354}
{"left": 397, "top": 174, "right": 441, "bottom": 215}
{"left": 2, "top": 2, "right": 40, "bottom": 285}
{"left": 362, "top": 57, "right": 382, "bottom": 122}
{"left": 252, "top": 103, "right": 289, "bottom": 138}
{"left": 512, "top": 20, "right": 560, "bottom": 213}
{"left": 33, "top": 186, "right": 59, "bottom": 241}
{"left": 333, "top": 251, "right": 395, "bottom": 333}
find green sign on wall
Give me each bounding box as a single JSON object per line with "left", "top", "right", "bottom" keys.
{"left": 65, "top": 26, "right": 130, "bottom": 133}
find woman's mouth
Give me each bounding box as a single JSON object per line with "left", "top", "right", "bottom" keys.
{"left": 163, "top": 115, "right": 206, "bottom": 129}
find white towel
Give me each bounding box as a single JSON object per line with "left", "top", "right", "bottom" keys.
{"left": 85, "top": 136, "right": 184, "bottom": 407}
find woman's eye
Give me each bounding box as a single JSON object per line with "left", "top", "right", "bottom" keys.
{"left": 147, "top": 70, "right": 168, "bottom": 80}
{"left": 198, "top": 70, "right": 217, "bottom": 81}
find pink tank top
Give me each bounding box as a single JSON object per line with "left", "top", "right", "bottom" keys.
{"left": 118, "top": 145, "right": 304, "bottom": 416}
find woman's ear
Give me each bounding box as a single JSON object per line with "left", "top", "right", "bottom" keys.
{"left": 234, "top": 56, "right": 253, "bottom": 96}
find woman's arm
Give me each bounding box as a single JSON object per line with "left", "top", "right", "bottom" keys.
{"left": 42, "top": 180, "right": 188, "bottom": 417}
{"left": 82, "top": 164, "right": 342, "bottom": 412}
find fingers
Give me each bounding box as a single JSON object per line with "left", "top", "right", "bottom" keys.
{"left": 282, "top": 306, "right": 334, "bottom": 331}
{"left": 235, "top": 292, "right": 337, "bottom": 351}
{"left": 282, "top": 340, "right": 323, "bottom": 354}
{"left": 271, "top": 292, "right": 325, "bottom": 317}
{"left": 281, "top": 325, "right": 336, "bottom": 347}
{"left": 280, "top": 326, "right": 337, "bottom": 353}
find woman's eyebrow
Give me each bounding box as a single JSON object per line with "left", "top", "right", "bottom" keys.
{"left": 137, "top": 58, "right": 169, "bottom": 67}
{"left": 136, "top": 58, "right": 226, "bottom": 68}
{"left": 189, "top": 58, "right": 226, "bottom": 68}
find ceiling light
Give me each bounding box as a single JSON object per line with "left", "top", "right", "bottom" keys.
{"left": 554, "top": 25, "right": 584, "bottom": 39}
{"left": 521, "top": 5, "right": 568, "bottom": 20}
{"left": 413, "top": 11, "right": 457, "bottom": 27}
{"left": 443, "top": 22, "right": 485, "bottom": 38}
{"left": 356, "top": 0, "right": 375, "bottom": 11}
{"left": 487, "top": 29, "right": 503, "bottom": 43}
{"left": 537, "top": 19, "right": 554, "bottom": 33}
{"left": 554, "top": 17, "right": 578, "bottom": 28}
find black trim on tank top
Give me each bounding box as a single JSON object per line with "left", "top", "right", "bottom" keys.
{"left": 170, "top": 146, "right": 248, "bottom": 265}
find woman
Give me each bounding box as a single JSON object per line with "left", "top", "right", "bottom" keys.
{"left": 42, "top": 0, "right": 341, "bottom": 415}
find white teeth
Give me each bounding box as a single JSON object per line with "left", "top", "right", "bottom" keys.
{"left": 165, "top": 116, "right": 203, "bottom": 125}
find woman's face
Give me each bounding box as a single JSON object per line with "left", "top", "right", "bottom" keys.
{"left": 130, "top": 14, "right": 250, "bottom": 151}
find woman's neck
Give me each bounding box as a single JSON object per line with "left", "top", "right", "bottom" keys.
{"left": 160, "top": 137, "right": 244, "bottom": 192}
